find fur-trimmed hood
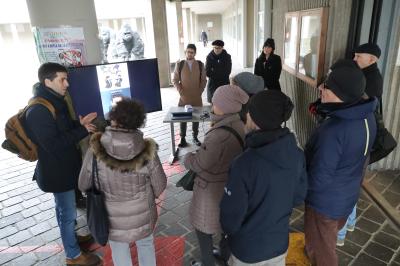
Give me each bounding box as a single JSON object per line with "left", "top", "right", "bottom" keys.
{"left": 90, "top": 127, "right": 158, "bottom": 172}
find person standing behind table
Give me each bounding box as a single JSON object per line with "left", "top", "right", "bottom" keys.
{"left": 184, "top": 85, "right": 249, "bottom": 266}
{"left": 205, "top": 40, "right": 232, "bottom": 103}
{"left": 78, "top": 98, "right": 167, "bottom": 266}
{"left": 220, "top": 90, "right": 307, "bottom": 266}
{"left": 336, "top": 43, "right": 383, "bottom": 247}
{"left": 24, "top": 62, "right": 100, "bottom": 266}
{"left": 172, "top": 43, "right": 207, "bottom": 147}
{"left": 304, "top": 59, "right": 377, "bottom": 266}
{"left": 254, "top": 38, "right": 282, "bottom": 91}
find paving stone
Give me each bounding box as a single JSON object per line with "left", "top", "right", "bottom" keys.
{"left": 1, "top": 204, "right": 23, "bottom": 217}
{"left": 370, "top": 179, "right": 389, "bottom": 193}
{"left": 0, "top": 193, "right": 8, "bottom": 201}
{"left": 172, "top": 202, "right": 190, "bottom": 217}
{"left": 290, "top": 218, "right": 304, "bottom": 232}
{"left": 373, "top": 171, "right": 398, "bottom": 186}
{"left": 7, "top": 229, "right": 32, "bottom": 246}
{"left": 356, "top": 217, "right": 381, "bottom": 234}
{"left": 34, "top": 241, "right": 63, "bottom": 261}
{"left": 163, "top": 223, "right": 190, "bottom": 236}
{"left": 8, "top": 184, "right": 38, "bottom": 198}
{"left": 21, "top": 206, "right": 41, "bottom": 218}
{"left": 19, "top": 235, "right": 46, "bottom": 252}
{"left": 38, "top": 193, "right": 53, "bottom": 202}
{"left": 289, "top": 208, "right": 303, "bottom": 222}
{"left": 346, "top": 228, "right": 371, "bottom": 246}
{"left": 15, "top": 217, "right": 36, "bottom": 231}
{"left": 382, "top": 223, "right": 400, "bottom": 237}
{"left": 174, "top": 190, "right": 193, "bottom": 204}
{"left": 337, "top": 249, "right": 353, "bottom": 266}
{"left": 33, "top": 209, "right": 54, "bottom": 223}
{"left": 373, "top": 232, "right": 400, "bottom": 251}
{"left": 158, "top": 211, "right": 181, "bottom": 225}
{"left": 0, "top": 225, "right": 18, "bottom": 239}
{"left": 21, "top": 198, "right": 41, "bottom": 209}
{"left": 383, "top": 190, "right": 400, "bottom": 208}
{"left": 395, "top": 253, "right": 400, "bottom": 263}
{"left": 0, "top": 250, "right": 23, "bottom": 265}
{"left": 356, "top": 198, "right": 371, "bottom": 210}
{"left": 352, "top": 252, "right": 387, "bottom": 266}
{"left": 39, "top": 227, "right": 60, "bottom": 243}
{"left": 0, "top": 213, "right": 24, "bottom": 229}
{"left": 154, "top": 224, "right": 168, "bottom": 236}
{"left": 0, "top": 238, "right": 9, "bottom": 251}
{"left": 336, "top": 239, "right": 362, "bottom": 256}
{"left": 365, "top": 241, "right": 395, "bottom": 263}
{"left": 37, "top": 199, "right": 55, "bottom": 211}
{"left": 390, "top": 261, "right": 400, "bottom": 266}
{"left": 34, "top": 251, "right": 65, "bottom": 266}
{"left": 388, "top": 178, "right": 400, "bottom": 193}
{"left": 21, "top": 189, "right": 44, "bottom": 201}
{"left": 3, "top": 252, "right": 38, "bottom": 266}
{"left": 161, "top": 196, "right": 181, "bottom": 210}
{"left": 363, "top": 205, "right": 386, "bottom": 224}
{"left": 178, "top": 216, "right": 193, "bottom": 231}
{"left": 30, "top": 221, "right": 52, "bottom": 236}
{"left": 1, "top": 196, "right": 23, "bottom": 207}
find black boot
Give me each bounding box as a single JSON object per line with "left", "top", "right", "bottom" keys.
{"left": 178, "top": 137, "right": 188, "bottom": 148}
{"left": 193, "top": 136, "right": 201, "bottom": 146}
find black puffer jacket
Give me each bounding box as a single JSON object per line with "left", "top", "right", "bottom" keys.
{"left": 254, "top": 53, "right": 282, "bottom": 90}
{"left": 205, "top": 49, "right": 232, "bottom": 102}
{"left": 25, "top": 84, "right": 88, "bottom": 192}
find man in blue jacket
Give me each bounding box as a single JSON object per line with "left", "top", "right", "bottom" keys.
{"left": 304, "top": 59, "right": 377, "bottom": 266}
{"left": 220, "top": 90, "right": 307, "bottom": 265}
{"left": 24, "top": 63, "right": 100, "bottom": 265}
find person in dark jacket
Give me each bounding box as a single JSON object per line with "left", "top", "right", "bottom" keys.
{"left": 254, "top": 38, "right": 282, "bottom": 90}
{"left": 354, "top": 43, "right": 383, "bottom": 100}
{"left": 205, "top": 40, "right": 232, "bottom": 103}
{"left": 304, "top": 59, "right": 377, "bottom": 266}
{"left": 220, "top": 90, "right": 307, "bottom": 265}
{"left": 24, "top": 63, "right": 100, "bottom": 266}
{"left": 336, "top": 43, "right": 383, "bottom": 246}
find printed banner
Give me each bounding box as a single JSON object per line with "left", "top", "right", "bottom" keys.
{"left": 33, "top": 27, "right": 87, "bottom": 67}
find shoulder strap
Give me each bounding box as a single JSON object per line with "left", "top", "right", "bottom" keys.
{"left": 197, "top": 60, "right": 203, "bottom": 81}
{"left": 26, "top": 97, "right": 56, "bottom": 119}
{"left": 178, "top": 60, "right": 185, "bottom": 81}
{"left": 207, "top": 126, "right": 244, "bottom": 150}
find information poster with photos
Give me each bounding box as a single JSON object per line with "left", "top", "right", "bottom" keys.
{"left": 96, "top": 63, "right": 131, "bottom": 117}
{"left": 33, "top": 27, "right": 88, "bottom": 67}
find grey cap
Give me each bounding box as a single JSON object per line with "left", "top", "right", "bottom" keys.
{"left": 233, "top": 72, "right": 264, "bottom": 95}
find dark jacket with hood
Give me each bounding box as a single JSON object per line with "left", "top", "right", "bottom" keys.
{"left": 254, "top": 53, "right": 282, "bottom": 90}
{"left": 24, "top": 84, "right": 88, "bottom": 193}
{"left": 305, "top": 99, "right": 377, "bottom": 220}
{"left": 79, "top": 128, "right": 167, "bottom": 242}
{"left": 220, "top": 128, "right": 307, "bottom": 263}
{"left": 205, "top": 49, "right": 232, "bottom": 102}
{"left": 363, "top": 63, "right": 383, "bottom": 100}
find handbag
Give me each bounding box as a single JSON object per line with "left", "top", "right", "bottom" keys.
{"left": 86, "top": 156, "right": 109, "bottom": 246}
{"left": 176, "top": 169, "right": 196, "bottom": 191}
{"left": 369, "top": 111, "right": 397, "bottom": 164}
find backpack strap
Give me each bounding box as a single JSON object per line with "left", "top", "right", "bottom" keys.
{"left": 197, "top": 60, "right": 203, "bottom": 82}
{"left": 178, "top": 60, "right": 185, "bottom": 81}
{"left": 26, "top": 97, "right": 56, "bottom": 119}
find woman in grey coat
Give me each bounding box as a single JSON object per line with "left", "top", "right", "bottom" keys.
{"left": 184, "top": 85, "right": 249, "bottom": 266}
{"left": 79, "top": 99, "right": 167, "bottom": 266}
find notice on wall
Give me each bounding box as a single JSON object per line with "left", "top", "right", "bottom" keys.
{"left": 33, "top": 27, "right": 88, "bottom": 67}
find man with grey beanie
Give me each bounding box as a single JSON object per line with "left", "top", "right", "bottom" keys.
{"left": 304, "top": 59, "right": 377, "bottom": 266}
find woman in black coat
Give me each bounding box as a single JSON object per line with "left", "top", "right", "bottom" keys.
{"left": 254, "top": 38, "right": 282, "bottom": 91}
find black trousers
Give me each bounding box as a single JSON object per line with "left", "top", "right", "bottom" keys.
{"left": 195, "top": 230, "right": 230, "bottom": 266}
{"left": 180, "top": 122, "right": 199, "bottom": 138}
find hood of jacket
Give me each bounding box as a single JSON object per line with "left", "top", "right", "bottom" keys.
{"left": 329, "top": 98, "right": 377, "bottom": 120}
{"left": 245, "top": 127, "right": 295, "bottom": 168}
{"left": 90, "top": 127, "right": 158, "bottom": 172}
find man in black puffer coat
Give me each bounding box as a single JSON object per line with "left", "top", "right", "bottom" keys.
{"left": 205, "top": 40, "right": 232, "bottom": 103}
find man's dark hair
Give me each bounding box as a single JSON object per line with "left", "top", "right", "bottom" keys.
{"left": 186, "top": 44, "right": 197, "bottom": 52}
{"left": 38, "top": 62, "right": 68, "bottom": 84}
{"left": 109, "top": 98, "right": 146, "bottom": 130}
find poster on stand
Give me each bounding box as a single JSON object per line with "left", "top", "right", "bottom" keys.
{"left": 33, "top": 27, "right": 87, "bottom": 67}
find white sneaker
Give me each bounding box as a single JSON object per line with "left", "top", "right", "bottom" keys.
{"left": 347, "top": 224, "right": 355, "bottom": 232}
{"left": 336, "top": 238, "right": 345, "bottom": 247}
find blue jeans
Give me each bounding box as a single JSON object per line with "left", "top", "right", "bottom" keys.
{"left": 337, "top": 205, "right": 357, "bottom": 240}
{"left": 53, "top": 190, "right": 81, "bottom": 259}
{"left": 109, "top": 234, "right": 156, "bottom": 266}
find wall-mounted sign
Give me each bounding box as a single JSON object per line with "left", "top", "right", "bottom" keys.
{"left": 33, "top": 27, "right": 87, "bottom": 67}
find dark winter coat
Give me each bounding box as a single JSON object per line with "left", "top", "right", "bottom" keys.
{"left": 220, "top": 128, "right": 307, "bottom": 263}
{"left": 205, "top": 50, "right": 232, "bottom": 102}
{"left": 79, "top": 128, "right": 167, "bottom": 242}
{"left": 24, "top": 84, "right": 88, "bottom": 193}
{"left": 254, "top": 53, "right": 282, "bottom": 90}
{"left": 363, "top": 63, "right": 383, "bottom": 100}
{"left": 305, "top": 99, "right": 377, "bottom": 220}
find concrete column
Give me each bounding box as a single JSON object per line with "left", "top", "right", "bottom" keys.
{"left": 176, "top": 0, "right": 185, "bottom": 58}
{"left": 192, "top": 11, "right": 197, "bottom": 42}
{"left": 185, "top": 8, "right": 192, "bottom": 43}
{"left": 246, "top": 0, "right": 255, "bottom": 67}
{"left": 151, "top": 0, "right": 171, "bottom": 87}
{"left": 26, "top": 0, "right": 101, "bottom": 64}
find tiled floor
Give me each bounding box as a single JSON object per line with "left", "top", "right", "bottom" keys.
{"left": 0, "top": 87, "right": 399, "bottom": 265}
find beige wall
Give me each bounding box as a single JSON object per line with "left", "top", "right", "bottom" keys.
{"left": 196, "top": 14, "right": 222, "bottom": 41}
